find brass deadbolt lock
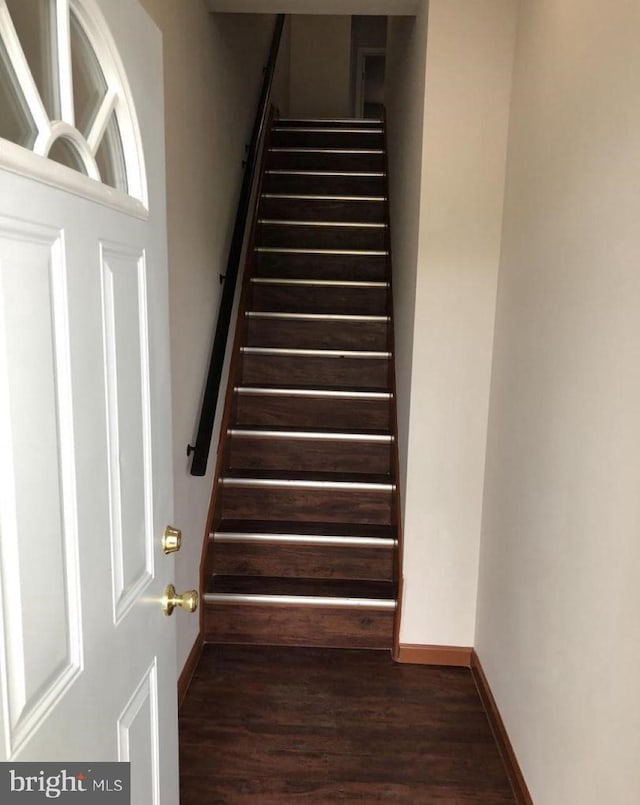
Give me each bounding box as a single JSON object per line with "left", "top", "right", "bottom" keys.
{"left": 162, "top": 526, "right": 182, "bottom": 555}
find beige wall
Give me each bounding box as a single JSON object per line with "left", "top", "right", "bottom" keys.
{"left": 137, "top": 2, "right": 278, "bottom": 673}
{"left": 387, "top": 0, "right": 516, "bottom": 647}
{"left": 289, "top": 15, "right": 351, "bottom": 118}
{"left": 272, "top": 16, "right": 291, "bottom": 116}
{"left": 385, "top": 8, "right": 428, "bottom": 536}
{"left": 476, "top": 1, "right": 640, "bottom": 802}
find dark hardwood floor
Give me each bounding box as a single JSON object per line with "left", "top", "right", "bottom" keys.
{"left": 179, "top": 645, "right": 516, "bottom": 803}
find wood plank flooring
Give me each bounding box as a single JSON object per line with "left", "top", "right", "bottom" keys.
{"left": 179, "top": 645, "right": 516, "bottom": 803}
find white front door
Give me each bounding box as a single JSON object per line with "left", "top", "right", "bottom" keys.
{"left": 0, "top": 1, "right": 181, "bottom": 802}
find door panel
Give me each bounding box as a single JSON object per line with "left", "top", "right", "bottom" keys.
{"left": 0, "top": 219, "right": 82, "bottom": 758}
{"left": 100, "top": 244, "right": 154, "bottom": 623}
{"left": 118, "top": 660, "right": 160, "bottom": 805}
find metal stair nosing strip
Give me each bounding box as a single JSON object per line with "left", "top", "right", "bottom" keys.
{"left": 275, "top": 120, "right": 383, "bottom": 127}
{"left": 261, "top": 193, "right": 387, "bottom": 202}
{"left": 272, "top": 127, "right": 383, "bottom": 134}
{"left": 255, "top": 246, "right": 389, "bottom": 256}
{"left": 266, "top": 170, "right": 386, "bottom": 177}
{"left": 234, "top": 387, "right": 393, "bottom": 400}
{"left": 211, "top": 532, "right": 397, "bottom": 549}
{"left": 275, "top": 117, "right": 383, "bottom": 123}
{"left": 269, "top": 147, "right": 384, "bottom": 154}
{"left": 258, "top": 219, "right": 387, "bottom": 229}
{"left": 245, "top": 312, "right": 390, "bottom": 322}
{"left": 204, "top": 590, "right": 396, "bottom": 610}
{"left": 240, "top": 347, "right": 391, "bottom": 359}
{"left": 249, "top": 277, "right": 390, "bottom": 287}
{"left": 220, "top": 477, "right": 395, "bottom": 492}
{"left": 227, "top": 428, "right": 393, "bottom": 443}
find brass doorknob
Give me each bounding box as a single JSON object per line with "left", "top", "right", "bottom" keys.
{"left": 162, "top": 584, "right": 198, "bottom": 616}
{"left": 162, "top": 526, "right": 182, "bottom": 554}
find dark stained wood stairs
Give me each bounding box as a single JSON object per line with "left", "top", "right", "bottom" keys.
{"left": 203, "top": 117, "right": 401, "bottom": 650}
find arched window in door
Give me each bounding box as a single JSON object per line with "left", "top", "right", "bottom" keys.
{"left": 0, "top": 0, "right": 146, "bottom": 205}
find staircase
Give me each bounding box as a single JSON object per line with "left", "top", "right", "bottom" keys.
{"left": 203, "top": 117, "right": 401, "bottom": 649}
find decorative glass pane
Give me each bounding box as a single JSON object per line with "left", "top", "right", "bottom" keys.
{"left": 0, "top": 38, "right": 38, "bottom": 148}
{"left": 70, "top": 11, "right": 106, "bottom": 137}
{"left": 48, "top": 136, "right": 86, "bottom": 174}
{"left": 0, "top": 0, "right": 140, "bottom": 200}
{"left": 96, "top": 112, "right": 127, "bottom": 193}
{"left": 6, "top": 0, "right": 59, "bottom": 120}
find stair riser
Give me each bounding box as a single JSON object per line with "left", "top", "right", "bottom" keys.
{"left": 234, "top": 394, "right": 392, "bottom": 431}
{"left": 227, "top": 436, "right": 392, "bottom": 474}
{"left": 267, "top": 151, "right": 385, "bottom": 172}
{"left": 264, "top": 173, "right": 385, "bottom": 196}
{"left": 246, "top": 318, "right": 389, "bottom": 350}
{"left": 212, "top": 542, "right": 394, "bottom": 581}
{"left": 257, "top": 223, "right": 386, "bottom": 251}
{"left": 260, "top": 197, "right": 385, "bottom": 223}
{"left": 276, "top": 119, "right": 382, "bottom": 129}
{"left": 253, "top": 251, "right": 387, "bottom": 281}
{"left": 204, "top": 603, "right": 394, "bottom": 649}
{"left": 220, "top": 485, "right": 393, "bottom": 524}
{"left": 241, "top": 354, "right": 390, "bottom": 389}
{"left": 271, "top": 131, "right": 385, "bottom": 149}
{"left": 250, "top": 284, "right": 388, "bottom": 315}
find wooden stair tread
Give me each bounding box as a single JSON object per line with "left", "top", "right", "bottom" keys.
{"left": 227, "top": 430, "right": 392, "bottom": 474}
{"left": 253, "top": 251, "right": 388, "bottom": 282}
{"left": 263, "top": 174, "right": 386, "bottom": 196}
{"left": 249, "top": 283, "right": 389, "bottom": 315}
{"left": 221, "top": 469, "right": 393, "bottom": 484}
{"left": 227, "top": 424, "right": 392, "bottom": 437}
{"left": 207, "top": 575, "right": 395, "bottom": 600}
{"left": 235, "top": 383, "right": 392, "bottom": 394}
{"left": 270, "top": 135, "right": 385, "bottom": 150}
{"left": 274, "top": 118, "right": 383, "bottom": 126}
{"left": 211, "top": 522, "right": 396, "bottom": 582}
{"left": 256, "top": 221, "right": 386, "bottom": 251}
{"left": 260, "top": 196, "right": 386, "bottom": 224}
{"left": 203, "top": 606, "right": 394, "bottom": 649}
{"left": 215, "top": 520, "right": 396, "bottom": 540}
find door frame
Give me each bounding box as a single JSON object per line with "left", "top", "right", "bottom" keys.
{"left": 354, "top": 47, "right": 386, "bottom": 118}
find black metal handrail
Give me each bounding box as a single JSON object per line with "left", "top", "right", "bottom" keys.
{"left": 188, "top": 14, "right": 285, "bottom": 476}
